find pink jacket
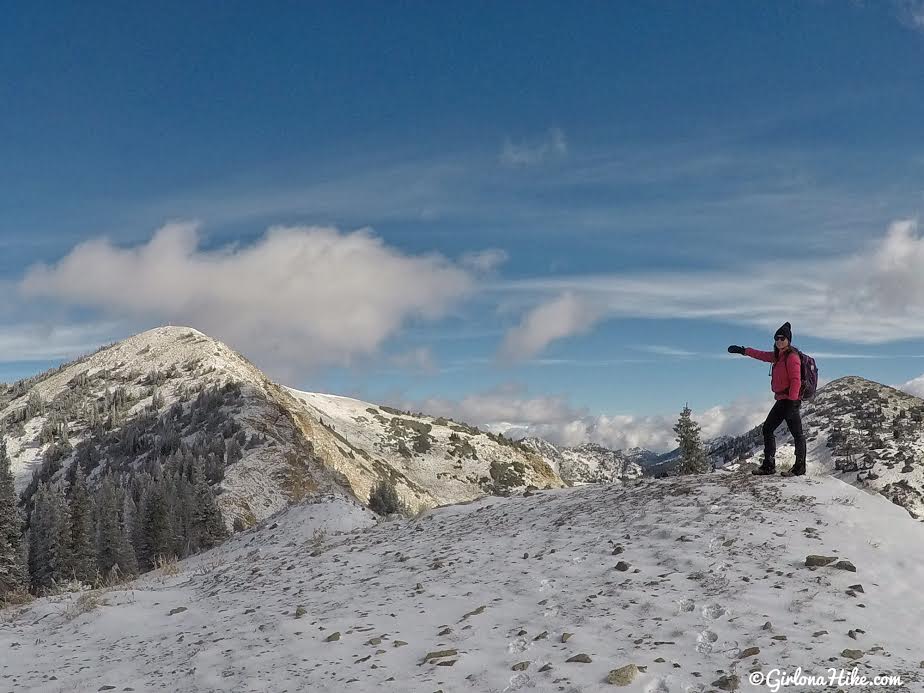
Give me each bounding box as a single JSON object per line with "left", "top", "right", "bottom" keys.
{"left": 745, "top": 348, "right": 802, "bottom": 400}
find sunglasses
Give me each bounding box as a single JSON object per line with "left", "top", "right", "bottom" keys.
{"left": 774, "top": 336, "right": 788, "bottom": 342}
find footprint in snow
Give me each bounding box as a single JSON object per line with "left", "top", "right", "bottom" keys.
{"left": 676, "top": 598, "right": 695, "bottom": 614}
{"left": 645, "top": 677, "right": 674, "bottom": 693}
{"left": 504, "top": 672, "right": 531, "bottom": 691}
{"left": 507, "top": 637, "right": 529, "bottom": 654}
{"left": 695, "top": 629, "right": 718, "bottom": 654}
{"left": 701, "top": 603, "right": 726, "bottom": 619}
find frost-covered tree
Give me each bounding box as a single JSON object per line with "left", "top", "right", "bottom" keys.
{"left": 135, "top": 473, "right": 174, "bottom": 570}
{"left": 28, "top": 483, "right": 72, "bottom": 590}
{"left": 166, "top": 471, "right": 192, "bottom": 555}
{"left": 67, "top": 465, "right": 96, "bottom": 584}
{"left": 225, "top": 437, "right": 243, "bottom": 466}
{"left": 95, "top": 476, "right": 137, "bottom": 581}
{"left": 190, "top": 458, "right": 228, "bottom": 552}
{"left": 0, "top": 439, "right": 27, "bottom": 598}
{"left": 673, "top": 405, "right": 710, "bottom": 475}
{"left": 150, "top": 388, "right": 165, "bottom": 411}
{"left": 24, "top": 390, "right": 45, "bottom": 420}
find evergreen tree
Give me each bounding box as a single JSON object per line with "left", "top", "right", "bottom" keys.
{"left": 127, "top": 476, "right": 146, "bottom": 562}
{"left": 28, "top": 483, "right": 72, "bottom": 590}
{"left": 0, "top": 439, "right": 27, "bottom": 599}
{"left": 368, "top": 479, "right": 403, "bottom": 515}
{"left": 122, "top": 488, "right": 141, "bottom": 571}
{"left": 67, "top": 465, "right": 96, "bottom": 584}
{"left": 225, "top": 438, "right": 243, "bottom": 466}
{"left": 150, "top": 388, "right": 165, "bottom": 411}
{"left": 137, "top": 474, "right": 174, "bottom": 570}
{"left": 95, "top": 476, "right": 138, "bottom": 581}
{"left": 673, "top": 404, "right": 710, "bottom": 475}
{"left": 166, "top": 471, "right": 191, "bottom": 556}
{"left": 25, "top": 390, "right": 45, "bottom": 420}
{"left": 190, "top": 458, "right": 227, "bottom": 552}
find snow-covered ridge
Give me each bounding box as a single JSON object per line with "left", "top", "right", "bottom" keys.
{"left": 0, "top": 326, "right": 563, "bottom": 527}
{"left": 3, "top": 471, "right": 921, "bottom": 692}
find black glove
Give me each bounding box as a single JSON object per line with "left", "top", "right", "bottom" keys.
{"left": 727, "top": 345, "right": 746, "bottom": 355}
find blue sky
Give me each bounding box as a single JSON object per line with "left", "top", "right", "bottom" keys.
{"left": 4, "top": 2, "right": 924, "bottom": 450}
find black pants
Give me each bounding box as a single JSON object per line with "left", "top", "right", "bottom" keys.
{"left": 762, "top": 399, "right": 806, "bottom": 466}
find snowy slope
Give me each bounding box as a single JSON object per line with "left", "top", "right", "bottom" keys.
{"left": 2, "top": 471, "right": 921, "bottom": 692}
{"left": 285, "top": 390, "right": 562, "bottom": 511}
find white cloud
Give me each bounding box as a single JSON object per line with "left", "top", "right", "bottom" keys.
{"left": 412, "top": 383, "right": 586, "bottom": 426}
{"left": 0, "top": 321, "right": 123, "bottom": 362}
{"left": 694, "top": 397, "right": 769, "bottom": 441}
{"left": 898, "top": 373, "right": 924, "bottom": 398}
{"left": 460, "top": 249, "right": 508, "bottom": 274}
{"left": 388, "top": 347, "right": 437, "bottom": 374}
{"left": 517, "top": 415, "right": 679, "bottom": 451}
{"left": 392, "top": 383, "right": 767, "bottom": 453}
{"left": 825, "top": 219, "right": 924, "bottom": 317}
{"left": 19, "top": 222, "right": 478, "bottom": 373}
{"left": 495, "top": 219, "right": 924, "bottom": 346}
{"left": 896, "top": 0, "right": 924, "bottom": 31}
{"left": 506, "top": 396, "right": 767, "bottom": 452}
{"left": 499, "top": 292, "right": 605, "bottom": 362}
{"left": 500, "top": 128, "right": 568, "bottom": 167}
{"left": 637, "top": 345, "right": 698, "bottom": 358}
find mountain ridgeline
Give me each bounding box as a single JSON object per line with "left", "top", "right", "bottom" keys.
{"left": 2, "top": 327, "right": 923, "bottom": 596}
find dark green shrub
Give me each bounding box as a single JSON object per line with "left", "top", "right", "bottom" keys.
{"left": 368, "top": 479, "right": 403, "bottom": 516}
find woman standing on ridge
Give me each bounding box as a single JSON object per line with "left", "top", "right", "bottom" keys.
{"left": 727, "top": 322, "right": 807, "bottom": 477}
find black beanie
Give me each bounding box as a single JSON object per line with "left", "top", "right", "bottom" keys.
{"left": 774, "top": 322, "right": 792, "bottom": 342}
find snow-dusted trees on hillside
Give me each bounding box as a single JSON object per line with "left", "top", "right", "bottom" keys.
{"left": 5, "top": 380, "right": 250, "bottom": 594}
{"left": 23, "top": 454, "right": 229, "bottom": 588}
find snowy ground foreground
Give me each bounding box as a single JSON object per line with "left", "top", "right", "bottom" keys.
{"left": 3, "top": 473, "right": 924, "bottom": 693}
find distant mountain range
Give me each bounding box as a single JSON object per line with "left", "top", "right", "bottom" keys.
{"left": 519, "top": 438, "right": 649, "bottom": 483}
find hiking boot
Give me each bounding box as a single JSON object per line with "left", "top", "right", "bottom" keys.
{"left": 752, "top": 460, "right": 776, "bottom": 476}
{"left": 781, "top": 462, "right": 806, "bottom": 477}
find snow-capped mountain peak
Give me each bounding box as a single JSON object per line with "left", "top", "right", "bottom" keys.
{"left": 0, "top": 326, "right": 564, "bottom": 530}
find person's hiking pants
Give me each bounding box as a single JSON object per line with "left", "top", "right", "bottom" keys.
{"left": 762, "top": 399, "right": 806, "bottom": 465}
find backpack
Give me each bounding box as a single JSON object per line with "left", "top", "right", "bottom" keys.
{"left": 791, "top": 348, "right": 818, "bottom": 400}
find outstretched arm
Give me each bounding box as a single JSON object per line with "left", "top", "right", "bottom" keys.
{"left": 745, "top": 348, "right": 775, "bottom": 363}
